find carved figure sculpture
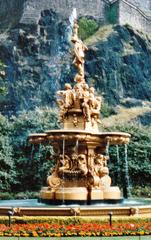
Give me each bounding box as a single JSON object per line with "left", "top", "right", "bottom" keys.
{"left": 73, "top": 114, "right": 79, "bottom": 127}
{"left": 58, "top": 154, "right": 70, "bottom": 173}
{"left": 57, "top": 83, "right": 74, "bottom": 121}
{"left": 92, "top": 154, "right": 111, "bottom": 188}
{"left": 77, "top": 154, "right": 88, "bottom": 175}
{"left": 71, "top": 153, "right": 78, "bottom": 170}
{"left": 81, "top": 83, "right": 91, "bottom": 122}
{"left": 71, "top": 28, "right": 88, "bottom": 77}
{"left": 57, "top": 83, "right": 73, "bottom": 109}
{"left": 91, "top": 96, "right": 102, "bottom": 126}
{"left": 74, "top": 73, "right": 85, "bottom": 84}
{"left": 72, "top": 20, "right": 79, "bottom": 38}
{"left": 94, "top": 154, "right": 104, "bottom": 176}
{"left": 72, "top": 37, "right": 87, "bottom": 76}
{"left": 47, "top": 171, "right": 61, "bottom": 189}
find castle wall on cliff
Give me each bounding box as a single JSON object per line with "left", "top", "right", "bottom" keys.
{"left": 125, "top": 0, "right": 151, "bottom": 11}
{"left": 20, "top": 0, "right": 108, "bottom": 25}
{"left": 118, "top": 0, "right": 151, "bottom": 34}
{"left": 19, "top": 0, "right": 151, "bottom": 35}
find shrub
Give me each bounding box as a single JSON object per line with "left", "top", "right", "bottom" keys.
{"left": 0, "top": 192, "right": 14, "bottom": 200}
{"left": 78, "top": 17, "right": 99, "bottom": 40}
{"left": 15, "top": 191, "right": 39, "bottom": 199}
{"left": 101, "top": 102, "right": 116, "bottom": 117}
{"left": 131, "top": 186, "right": 151, "bottom": 198}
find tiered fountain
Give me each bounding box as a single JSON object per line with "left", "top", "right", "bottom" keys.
{"left": 1, "top": 11, "right": 151, "bottom": 218}
{"left": 29, "top": 15, "right": 130, "bottom": 205}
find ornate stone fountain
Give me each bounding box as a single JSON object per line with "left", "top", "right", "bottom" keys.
{"left": 29, "top": 17, "right": 130, "bottom": 205}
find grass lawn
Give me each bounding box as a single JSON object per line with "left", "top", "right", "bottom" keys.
{"left": 0, "top": 236, "right": 151, "bottom": 239}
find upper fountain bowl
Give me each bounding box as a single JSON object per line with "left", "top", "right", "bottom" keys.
{"left": 28, "top": 130, "right": 130, "bottom": 146}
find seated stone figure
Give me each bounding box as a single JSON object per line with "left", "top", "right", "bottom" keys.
{"left": 57, "top": 83, "right": 74, "bottom": 121}
{"left": 93, "top": 154, "right": 111, "bottom": 188}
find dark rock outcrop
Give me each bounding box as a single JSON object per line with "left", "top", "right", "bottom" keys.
{"left": 85, "top": 25, "right": 151, "bottom": 105}
{"left": 0, "top": 10, "right": 151, "bottom": 115}
{"left": 0, "top": 0, "right": 25, "bottom": 32}
{"left": 0, "top": 10, "right": 73, "bottom": 114}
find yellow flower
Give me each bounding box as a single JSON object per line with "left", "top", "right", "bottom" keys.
{"left": 32, "top": 231, "right": 38, "bottom": 237}
{"left": 54, "top": 233, "right": 61, "bottom": 237}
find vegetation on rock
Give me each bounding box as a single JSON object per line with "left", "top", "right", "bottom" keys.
{"left": 0, "top": 60, "right": 7, "bottom": 95}
{"left": 78, "top": 17, "right": 99, "bottom": 40}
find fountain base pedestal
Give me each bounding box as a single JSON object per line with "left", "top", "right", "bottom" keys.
{"left": 39, "top": 186, "right": 123, "bottom": 205}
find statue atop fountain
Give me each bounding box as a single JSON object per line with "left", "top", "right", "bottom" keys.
{"left": 29, "top": 12, "right": 130, "bottom": 204}
{"left": 57, "top": 19, "right": 102, "bottom": 131}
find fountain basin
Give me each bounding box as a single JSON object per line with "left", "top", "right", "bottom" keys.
{"left": 0, "top": 198, "right": 151, "bottom": 216}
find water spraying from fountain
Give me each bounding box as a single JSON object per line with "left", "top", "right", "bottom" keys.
{"left": 123, "top": 144, "right": 131, "bottom": 198}
{"left": 62, "top": 137, "right": 65, "bottom": 205}
{"left": 106, "top": 137, "right": 110, "bottom": 157}
{"left": 69, "top": 8, "right": 77, "bottom": 27}
{"left": 67, "top": 8, "right": 77, "bottom": 43}
{"left": 30, "top": 144, "right": 35, "bottom": 161}
{"left": 116, "top": 144, "right": 121, "bottom": 184}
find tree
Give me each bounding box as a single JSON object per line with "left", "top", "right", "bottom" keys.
{"left": 0, "top": 114, "right": 16, "bottom": 191}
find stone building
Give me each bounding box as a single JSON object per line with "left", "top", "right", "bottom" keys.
{"left": 19, "top": 0, "right": 151, "bottom": 34}
{"left": 0, "top": 0, "right": 150, "bottom": 34}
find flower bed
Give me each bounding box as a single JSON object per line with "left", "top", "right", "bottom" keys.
{"left": 0, "top": 222, "right": 150, "bottom": 237}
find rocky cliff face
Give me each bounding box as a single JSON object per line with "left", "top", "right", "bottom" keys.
{"left": 0, "top": 0, "right": 25, "bottom": 32}
{"left": 85, "top": 24, "right": 151, "bottom": 105}
{"left": 0, "top": 10, "right": 151, "bottom": 115}
{"left": 0, "top": 10, "right": 72, "bottom": 113}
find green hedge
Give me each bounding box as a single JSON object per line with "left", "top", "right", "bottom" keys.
{"left": 0, "top": 216, "right": 151, "bottom": 225}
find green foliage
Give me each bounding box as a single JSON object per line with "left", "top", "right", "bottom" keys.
{"left": 0, "top": 108, "right": 59, "bottom": 193}
{"left": 0, "top": 114, "right": 16, "bottom": 191}
{"left": 14, "top": 191, "right": 39, "bottom": 199}
{"left": 101, "top": 102, "right": 116, "bottom": 117}
{"left": 0, "top": 191, "right": 39, "bottom": 200}
{"left": 131, "top": 186, "right": 151, "bottom": 198}
{"left": 108, "top": 123, "right": 151, "bottom": 195}
{"left": 78, "top": 17, "right": 99, "bottom": 40}
{"left": 0, "top": 60, "right": 7, "bottom": 95}
{"left": 0, "top": 192, "right": 14, "bottom": 200}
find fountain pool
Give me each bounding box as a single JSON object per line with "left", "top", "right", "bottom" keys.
{"left": 0, "top": 198, "right": 151, "bottom": 216}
